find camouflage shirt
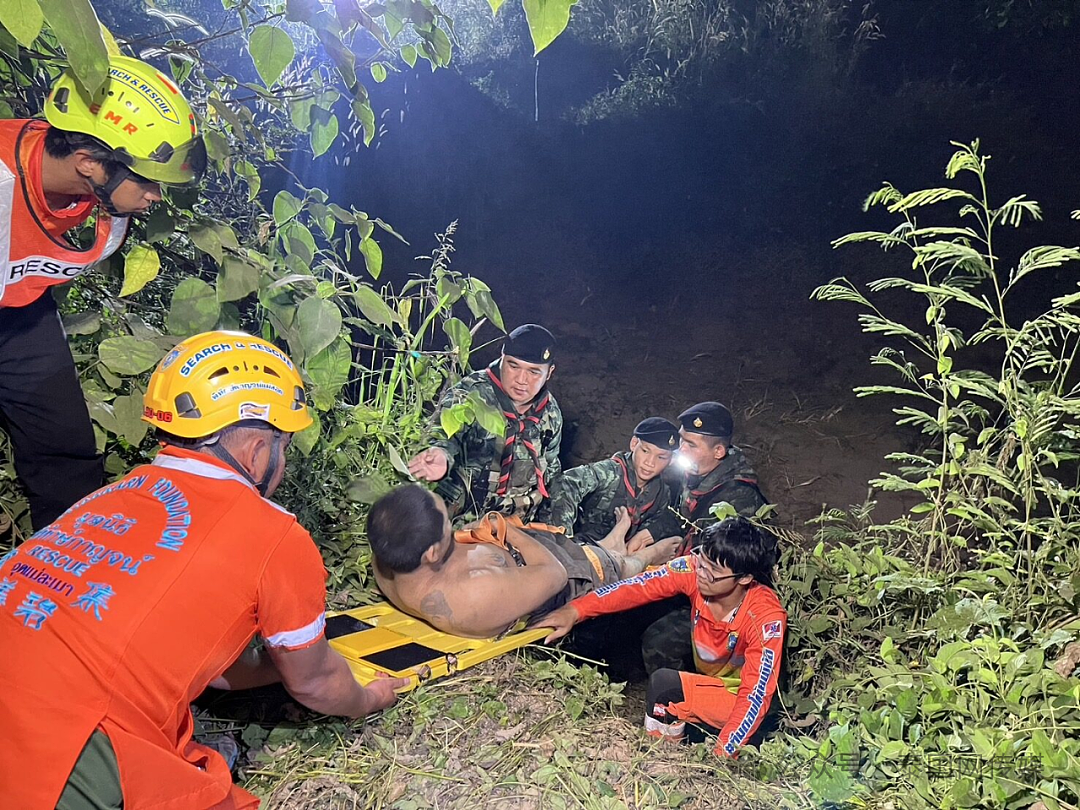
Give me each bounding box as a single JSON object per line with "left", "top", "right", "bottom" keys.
{"left": 432, "top": 361, "right": 563, "bottom": 522}
{"left": 676, "top": 445, "right": 768, "bottom": 547}
{"left": 541, "top": 451, "right": 678, "bottom": 544}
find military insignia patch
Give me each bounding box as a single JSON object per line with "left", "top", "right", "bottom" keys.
{"left": 668, "top": 556, "right": 691, "bottom": 573}
{"left": 762, "top": 620, "right": 783, "bottom": 640}
{"left": 693, "top": 417, "right": 703, "bottom": 427}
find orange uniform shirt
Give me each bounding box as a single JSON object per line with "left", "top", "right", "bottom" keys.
{"left": 571, "top": 556, "right": 786, "bottom": 756}
{"left": 0, "top": 446, "right": 328, "bottom": 809}
{"left": 0, "top": 119, "right": 128, "bottom": 307}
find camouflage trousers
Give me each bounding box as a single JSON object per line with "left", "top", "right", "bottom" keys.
{"left": 640, "top": 599, "right": 695, "bottom": 675}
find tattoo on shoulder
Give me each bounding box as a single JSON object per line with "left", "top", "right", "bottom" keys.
{"left": 483, "top": 546, "right": 510, "bottom": 567}
{"left": 420, "top": 590, "right": 453, "bottom": 620}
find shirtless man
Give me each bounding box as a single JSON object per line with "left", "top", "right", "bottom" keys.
{"left": 367, "top": 485, "right": 680, "bottom": 638}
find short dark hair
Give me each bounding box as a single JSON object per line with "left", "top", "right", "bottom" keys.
{"left": 700, "top": 517, "right": 778, "bottom": 588}
{"left": 44, "top": 126, "right": 116, "bottom": 163}
{"left": 367, "top": 485, "right": 447, "bottom": 574}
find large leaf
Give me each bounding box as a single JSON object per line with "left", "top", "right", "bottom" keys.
{"left": 353, "top": 286, "right": 397, "bottom": 329}
{"left": 63, "top": 311, "right": 100, "bottom": 336}
{"left": 40, "top": 0, "right": 109, "bottom": 94}
{"left": 0, "top": 0, "right": 44, "bottom": 47}
{"left": 145, "top": 207, "right": 175, "bottom": 243}
{"left": 467, "top": 391, "right": 506, "bottom": 437}
{"left": 217, "top": 256, "right": 261, "bottom": 302}
{"left": 293, "top": 410, "right": 321, "bottom": 457}
{"left": 112, "top": 392, "right": 149, "bottom": 446}
{"left": 466, "top": 285, "right": 505, "bottom": 331}
{"left": 98, "top": 337, "right": 165, "bottom": 376}
{"left": 189, "top": 223, "right": 223, "bottom": 264}
{"left": 168, "top": 278, "right": 220, "bottom": 336}
{"left": 347, "top": 472, "right": 391, "bottom": 504}
{"left": 310, "top": 111, "right": 339, "bottom": 157}
{"left": 359, "top": 235, "right": 382, "bottom": 279}
{"left": 522, "top": 0, "right": 576, "bottom": 55}
{"left": 273, "top": 190, "right": 302, "bottom": 226}
{"left": 443, "top": 317, "right": 472, "bottom": 366}
{"left": 305, "top": 338, "right": 351, "bottom": 410}
{"left": 120, "top": 244, "right": 161, "bottom": 297}
{"left": 296, "top": 296, "right": 341, "bottom": 357}
{"left": 249, "top": 25, "right": 295, "bottom": 88}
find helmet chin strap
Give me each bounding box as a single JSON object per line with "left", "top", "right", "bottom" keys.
{"left": 197, "top": 429, "right": 284, "bottom": 498}
{"left": 89, "top": 163, "right": 132, "bottom": 217}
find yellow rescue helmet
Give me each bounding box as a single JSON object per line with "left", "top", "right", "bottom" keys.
{"left": 44, "top": 55, "right": 206, "bottom": 185}
{"left": 143, "top": 331, "right": 313, "bottom": 439}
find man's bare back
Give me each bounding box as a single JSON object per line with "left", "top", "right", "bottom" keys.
{"left": 374, "top": 506, "right": 679, "bottom": 639}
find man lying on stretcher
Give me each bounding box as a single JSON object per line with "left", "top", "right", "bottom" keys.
{"left": 367, "top": 485, "right": 681, "bottom": 638}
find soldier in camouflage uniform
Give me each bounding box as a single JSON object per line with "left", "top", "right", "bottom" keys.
{"left": 642, "top": 401, "right": 770, "bottom": 675}
{"left": 408, "top": 324, "right": 562, "bottom": 523}
{"left": 542, "top": 417, "right": 682, "bottom": 548}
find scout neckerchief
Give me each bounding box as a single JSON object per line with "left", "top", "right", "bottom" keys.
{"left": 486, "top": 365, "right": 551, "bottom": 499}
{"left": 611, "top": 451, "right": 662, "bottom": 534}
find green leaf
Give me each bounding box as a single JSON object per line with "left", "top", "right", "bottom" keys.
{"left": 40, "top": 0, "right": 109, "bottom": 94}
{"left": 351, "top": 98, "right": 376, "bottom": 146}
{"left": 203, "top": 128, "right": 229, "bottom": 162}
{"left": 249, "top": 25, "right": 295, "bottom": 88}
{"left": 217, "top": 256, "right": 261, "bottom": 302}
{"left": 426, "top": 26, "right": 452, "bottom": 66}
{"left": 296, "top": 296, "right": 342, "bottom": 358}
{"left": 347, "top": 472, "right": 391, "bottom": 503}
{"left": 359, "top": 236, "right": 383, "bottom": 279}
{"left": 289, "top": 96, "right": 315, "bottom": 131}
{"left": 310, "top": 109, "right": 339, "bottom": 157}
{"left": 98, "top": 337, "right": 165, "bottom": 376}
{"left": 0, "top": 0, "right": 44, "bottom": 47}
{"left": 522, "top": 0, "right": 576, "bottom": 55}
{"left": 273, "top": 190, "right": 302, "bottom": 227}
{"left": 168, "top": 278, "right": 220, "bottom": 336}
{"left": 189, "top": 223, "right": 223, "bottom": 264}
{"left": 305, "top": 337, "right": 351, "bottom": 410}
{"left": 353, "top": 285, "right": 397, "bottom": 329}
{"left": 467, "top": 287, "right": 505, "bottom": 331}
{"left": 383, "top": 0, "right": 408, "bottom": 39}
{"left": 440, "top": 404, "right": 467, "bottom": 439}
{"left": 443, "top": 317, "right": 472, "bottom": 366}
{"left": 145, "top": 207, "right": 175, "bottom": 244}
{"left": 112, "top": 392, "right": 149, "bottom": 446}
{"left": 293, "top": 410, "right": 321, "bottom": 457}
{"left": 467, "top": 392, "right": 506, "bottom": 437}
{"left": 487, "top": 0, "right": 507, "bottom": 13}
{"left": 120, "top": 244, "right": 161, "bottom": 297}
{"left": 400, "top": 44, "right": 417, "bottom": 67}
{"left": 371, "top": 63, "right": 387, "bottom": 83}
{"left": 63, "top": 311, "right": 100, "bottom": 336}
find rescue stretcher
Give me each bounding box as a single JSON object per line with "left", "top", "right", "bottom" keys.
{"left": 326, "top": 602, "right": 549, "bottom": 690}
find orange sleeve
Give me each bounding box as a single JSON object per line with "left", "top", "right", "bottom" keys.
{"left": 716, "top": 610, "right": 785, "bottom": 756}
{"left": 256, "top": 522, "right": 328, "bottom": 651}
{"left": 572, "top": 556, "right": 697, "bottom": 620}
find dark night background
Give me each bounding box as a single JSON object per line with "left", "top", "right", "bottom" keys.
{"left": 110, "top": 0, "right": 1080, "bottom": 526}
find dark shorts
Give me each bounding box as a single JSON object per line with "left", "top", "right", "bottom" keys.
{"left": 527, "top": 532, "right": 621, "bottom": 616}
{"left": 58, "top": 729, "right": 123, "bottom": 810}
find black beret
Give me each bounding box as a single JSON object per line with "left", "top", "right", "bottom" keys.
{"left": 633, "top": 417, "right": 679, "bottom": 449}
{"left": 502, "top": 324, "right": 555, "bottom": 364}
{"left": 678, "top": 401, "right": 733, "bottom": 438}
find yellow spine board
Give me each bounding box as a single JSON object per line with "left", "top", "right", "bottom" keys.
{"left": 327, "top": 603, "right": 548, "bottom": 690}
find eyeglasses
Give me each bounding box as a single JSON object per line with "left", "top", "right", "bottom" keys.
{"left": 691, "top": 548, "right": 743, "bottom": 583}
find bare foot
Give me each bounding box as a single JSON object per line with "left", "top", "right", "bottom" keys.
{"left": 632, "top": 536, "right": 681, "bottom": 567}
{"left": 599, "top": 506, "right": 632, "bottom": 554}
{"left": 626, "top": 529, "right": 653, "bottom": 554}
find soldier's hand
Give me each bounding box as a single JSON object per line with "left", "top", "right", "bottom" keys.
{"left": 626, "top": 529, "right": 654, "bottom": 554}
{"left": 408, "top": 447, "right": 449, "bottom": 481}
{"left": 362, "top": 672, "right": 411, "bottom": 714}
{"left": 530, "top": 605, "right": 580, "bottom": 644}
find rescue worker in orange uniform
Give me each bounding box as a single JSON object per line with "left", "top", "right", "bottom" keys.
{"left": 536, "top": 517, "right": 785, "bottom": 756}
{"left": 0, "top": 55, "right": 206, "bottom": 529}
{"left": 0, "top": 331, "right": 407, "bottom": 809}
